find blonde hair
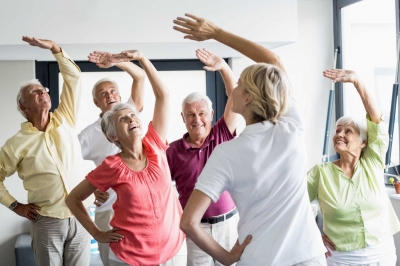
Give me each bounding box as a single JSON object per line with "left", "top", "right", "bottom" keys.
{"left": 240, "top": 63, "right": 290, "bottom": 124}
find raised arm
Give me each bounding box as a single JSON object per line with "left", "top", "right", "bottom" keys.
{"left": 173, "top": 14, "right": 285, "bottom": 74}
{"left": 22, "top": 36, "right": 81, "bottom": 127}
{"left": 102, "top": 51, "right": 169, "bottom": 142}
{"left": 196, "top": 48, "right": 238, "bottom": 133}
{"left": 65, "top": 180, "right": 124, "bottom": 243}
{"left": 323, "top": 69, "right": 381, "bottom": 124}
{"left": 88, "top": 51, "right": 146, "bottom": 112}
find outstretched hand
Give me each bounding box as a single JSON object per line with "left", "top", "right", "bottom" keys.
{"left": 173, "top": 13, "right": 219, "bottom": 41}
{"left": 94, "top": 228, "right": 124, "bottom": 243}
{"left": 22, "top": 36, "right": 54, "bottom": 49}
{"left": 323, "top": 69, "right": 359, "bottom": 84}
{"left": 226, "top": 235, "right": 252, "bottom": 265}
{"left": 196, "top": 48, "right": 225, "bottom": 71}
{"left": 88, "top": 51, "right": 115, "bottom": 68}
{"left": 94, "top": 50, "right": 144, "bottom": 64}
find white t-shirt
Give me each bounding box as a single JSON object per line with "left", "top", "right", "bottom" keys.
{"left": 195, "top": 99, "right": 326, "bottom": 265}
{"left": 78, "top": 97, "right": 139, "bottom": 213}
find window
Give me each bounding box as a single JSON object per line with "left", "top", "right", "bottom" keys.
{"left": 333, "top": 0, "right": 400, "bottom": 168}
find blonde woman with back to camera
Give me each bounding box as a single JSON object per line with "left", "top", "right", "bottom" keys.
{"left": 307, "top": 69, "right": 400, "bottom": 266}
{"left": 174, "top": 13, "right": 327, "bottom": 265}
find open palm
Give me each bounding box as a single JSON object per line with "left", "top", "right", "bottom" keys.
{"left": 323, "top": 69, "right": 358, "bottom": 84}
{"left": 22, "top": 36, "right": 53, "bottom": 50}
{"left": 88, "top": 51, "right": 114, "bottom": 68}
{"left": 196, "top": 48, "right": 224, "bottom": 71}
{"left": 108, "top": 50, "right": 143, "bottom": 63}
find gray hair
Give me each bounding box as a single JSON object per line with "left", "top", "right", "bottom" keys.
{"left": 17, "top": 79, "right": 43, "bottom": 118}
{"left": 336, "top": 116, "right": 367, "bottom": 143}
{"left": 101, "top": 102, "right": 139, "bottom": 150}
{"left": 181, "top": 92, "right": 213, "bottom": 113}
{"left": 92, "top": 78, "right": 119, "bottom": 99}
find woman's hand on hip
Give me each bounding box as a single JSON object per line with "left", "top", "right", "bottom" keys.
{"left": 94, "top": 228, "right": 124, "bottom": 243}
{"left": 227, "top": 235, "right": 252, "bottom": 265}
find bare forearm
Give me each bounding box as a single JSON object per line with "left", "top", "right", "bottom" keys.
{"left": 183, "top": 224, "right": 233, "bottom": 265}
{"left": 66, "top": 197, "right": 100, "bottom": 237}
{"left": 214, "top": 29, "right": 285, "bottom": 72}
{"left": 219, "top": 62, "right": 236, "bottom": 97}
{"left": 115, "top": 62, "right": 146, "bottom": 111}
{"left": 354, "top": 80, "right": 381, "bottom": 123}
{"left": 115, "top": 62, "right": 145, "bottom": 81}
{"left": 138, "top": 57, "right": 168, "bottom": 99}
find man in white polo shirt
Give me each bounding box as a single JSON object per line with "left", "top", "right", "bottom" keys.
{"left": 78, "top": 51, "right": 145, "bottom": 266}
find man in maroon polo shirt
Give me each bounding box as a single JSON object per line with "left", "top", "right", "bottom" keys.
{"left": 167, "top": 48, "right": 239, "bottom": 265}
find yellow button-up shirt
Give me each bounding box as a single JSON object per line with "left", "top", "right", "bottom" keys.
{"left": 0, "top": 49, "right": 86, "bottom": 219}
{"left": 308, "top": 117, "right": 400, "bottom": 251}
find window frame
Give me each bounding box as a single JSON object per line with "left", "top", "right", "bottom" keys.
{"left": 35, "top": 59, "right": 229, "bottom": 125}
{"left": 332, "top": 0, "right": 400, "bottom": 173}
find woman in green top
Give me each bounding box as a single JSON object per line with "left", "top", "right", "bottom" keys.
{"left": 308, "top": 69, "right": 400, "bottom": 265}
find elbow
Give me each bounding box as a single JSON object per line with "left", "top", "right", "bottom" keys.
{"left": 272, "top": 55, "right": 284, "bottom": 70}
{"left": 136, "top": 70, "right": 146, "bottom": 81}
{"left": 65, "top": 195, "right": 72, "bottom": 208}
{"left": 180, "top": 216, "right": 196, "bottom": 235}
{"left": 156, "top": 89, "right": 170, "bottom": 101}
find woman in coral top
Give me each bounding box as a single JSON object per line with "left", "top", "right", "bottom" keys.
{"left": 66, "top": 50, "right": 185, "bottom": 266}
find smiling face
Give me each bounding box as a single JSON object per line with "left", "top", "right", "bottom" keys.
{"left": 94, "top": 81, "right": 122, "bottom": 114}
{"left": 20, "top": 84, "right": 51, "bottom": 116}
{"left": 333, "top": 123, "right": 366, "bottom": 156}
{"left": 181, "top": 99, "right": 214, "bottom": 140}
{"left": 112, "top": 108, "right": 142, "bottom": 147}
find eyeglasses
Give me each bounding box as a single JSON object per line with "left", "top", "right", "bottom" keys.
{"left": 29, "top": 87, "right": 49, "bottom": 95}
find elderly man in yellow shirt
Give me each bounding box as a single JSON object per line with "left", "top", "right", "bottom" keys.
{"left": 0, "top": 36, "right": 90, "bottom": 266}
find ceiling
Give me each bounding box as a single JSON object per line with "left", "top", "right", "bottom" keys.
{"left": 0, "top": 0, "right": 297, "bottom": 60}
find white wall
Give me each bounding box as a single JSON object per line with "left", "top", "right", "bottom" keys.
{"left": 231, "top": 0, "right": 334, "bottom": 170}
{"left": 0, "top": 61, "right": 35, "bottom": 266}
{"left": 0, "top": 1, "right": 334, "bottom": 265}
{"left": 0, "top": 0, "right": 296, "bottom": 60}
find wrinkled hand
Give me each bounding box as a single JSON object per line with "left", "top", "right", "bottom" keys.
{"left": 93, "top": 190, "right": 109, "bottom": 207}
{"left": 173, "top": 13, "right": 219, "bottom": 41}
{"left": 13, "top": 203, "right": 41, "bottom": 222}
{"left": 105, "top": 50, "right": 143, "bottom": 64}
{"left": 94, "top": 228, "right": 124, "bottom": 243}
{"left": 322, "top": 235, "right": 335, "bottom": 258}
{"left": 225, "top": 235, "right": 252, "bottom": 265}
{"left": 196, "top": 48, "right": 225, "bottom": 71}
{"left": 88, "top": 51, "right": 115, "bottom": 68}
{"left": 22, "top": 36, "right": 54, "bottom": 50}
{"left": 323, "top": 69, "right": 359, "bottom": 84}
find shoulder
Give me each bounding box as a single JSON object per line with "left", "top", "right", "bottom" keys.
{"left": 95, "top": 154, "right": 122, "bottom": 172}
{"left": 167, "top": 138, "right": 184, "bottom": 152}
{"left": 143, "top": 122, "right": 168, "bottom": 151}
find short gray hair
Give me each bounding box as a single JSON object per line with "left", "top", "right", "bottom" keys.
{"left": 101, "top": 102, "right": 138, "bottom": 150}
{"left": 336, "top": 116, "right": 367, "bottom": 143}
{"left": 181, "top": 92, "right": 213, "bottom": 113}
{"left": 92, "top": 78, "right": 119, "bottom": 99}
{"left": 17, "top": 79, "right": 43, "bottom": 118}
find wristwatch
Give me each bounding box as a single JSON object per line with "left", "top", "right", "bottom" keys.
{"left": 9, "top": 201, "right": 18, "bottom": 211}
